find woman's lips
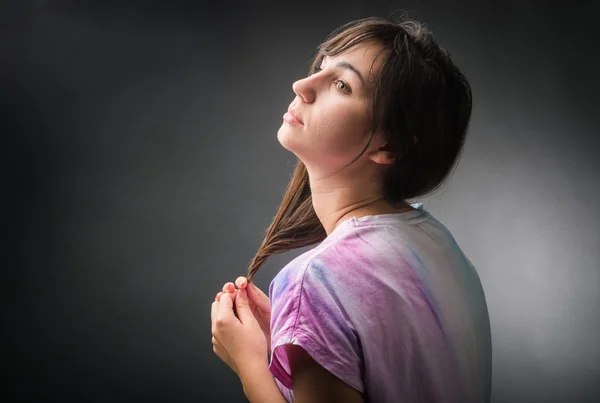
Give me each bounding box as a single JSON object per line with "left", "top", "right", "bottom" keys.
{"left": 283, "top": 110, "right": 304, "bottom": 125}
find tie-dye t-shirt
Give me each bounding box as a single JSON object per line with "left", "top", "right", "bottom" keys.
{"left": 268, "top": 204, "right": 492, "bottom": 402}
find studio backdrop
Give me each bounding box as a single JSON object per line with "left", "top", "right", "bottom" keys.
{"left": 5, "top": 1, "right": 599, "bottom": 402}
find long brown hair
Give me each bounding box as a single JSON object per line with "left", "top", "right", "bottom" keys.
{"left": 246, "top": 16, "right": 472, "bottom": 283}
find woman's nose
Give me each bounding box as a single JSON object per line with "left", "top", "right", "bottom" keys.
{"left": 292, "top": 75, "right": 316, "bottom": 104}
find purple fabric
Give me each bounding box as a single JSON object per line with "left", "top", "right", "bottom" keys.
{"left": 268, "top": 205, "right": 492, "bottom": 402}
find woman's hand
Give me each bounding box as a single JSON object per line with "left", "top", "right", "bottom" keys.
{"left": 216, "top": 277, "right": 272, "bottom": 352}
{"left": 211, "top": 282, "right": 268, "bottom": 377}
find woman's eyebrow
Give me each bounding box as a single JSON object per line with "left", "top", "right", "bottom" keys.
{"left": 321, "top": 57, "right": 365, "bottom": 86}
{"left": 334, "top": 61, "right": 365, "bottom": 86}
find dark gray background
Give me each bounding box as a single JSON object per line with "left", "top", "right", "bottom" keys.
{"left": 4, "top": 0, "right": 599, "bottom": 402}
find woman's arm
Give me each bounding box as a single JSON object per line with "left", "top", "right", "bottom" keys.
{"left": 239, "top": 345, "right": 364, "bottom": 403}
{"left": 287, "top": 345, "right": 365, "bottom": 403}
{"left": 239, "top": 361, "right": 287, "bottom": 403}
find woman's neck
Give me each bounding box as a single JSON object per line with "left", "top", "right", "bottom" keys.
{"left": 309, "top": 183, "right": 413, "bottom": 235}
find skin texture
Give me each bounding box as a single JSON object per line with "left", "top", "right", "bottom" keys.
{"left": 211, "top": 41, "right": 417, "bottom": 401}
{"left": 215, "top": 279, "right": 364, "bottom": 402}
{"left": 210, "top": 286, "right": 268, "bottom": 378}
{"left": 278, "top": 40, "right": 413, "bottom": 236}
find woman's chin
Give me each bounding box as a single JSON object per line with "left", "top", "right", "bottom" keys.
{"left": 277, "top": 128, "right": 298, "bottom": 152}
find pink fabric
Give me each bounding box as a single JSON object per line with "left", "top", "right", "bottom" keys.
{"left": 268, "top": 205, "right": 491, "bottom": 402}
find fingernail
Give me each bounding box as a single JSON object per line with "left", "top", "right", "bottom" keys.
{"left": 241, "top": 279, "right": 247, "bottom": 288}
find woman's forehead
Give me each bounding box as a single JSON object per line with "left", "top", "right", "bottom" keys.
{"left": 322, "top": 42, "right": 384, "bottom": 82}
{"left": 327, "top": 40, "right": 382, "bottom": 60}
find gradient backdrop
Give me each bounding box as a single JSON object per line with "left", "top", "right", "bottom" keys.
{"left": 4, "top": 1, "right": 599, "bottom": 402}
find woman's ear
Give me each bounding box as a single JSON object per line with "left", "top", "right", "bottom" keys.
{"left": 368, "top": 143, "right": 395, "bottom": 165}
{"left": 366, "top": 129, "right": 396, "bottom": 165}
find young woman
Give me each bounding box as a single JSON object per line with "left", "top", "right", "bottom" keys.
{"left": 210, "top": 16, "right": 492, "bottom": 403}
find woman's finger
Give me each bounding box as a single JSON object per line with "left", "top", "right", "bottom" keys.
{"left": 210, "top": 301, "right": 218, "bottom": 330}
{"left": 222, "top": 282, "right": 235, "bottom": 293}
{"left": 215, "top": 292, "right": 223, "bottom": 301}
{"left": 229, "top": 289, "right": 239, "bottom": 306}
{"left": 246, "top": 282, "right": 270, "bottom": 311}
{"left": 217, "top": 292, "right": 235, "bottom": 318}
{"left": 235, "top": 276, "right": 248, "bottom": 289}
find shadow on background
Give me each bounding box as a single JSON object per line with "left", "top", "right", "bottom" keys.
{"left": 4, "top": 1, "right": 599, "bottom": 402}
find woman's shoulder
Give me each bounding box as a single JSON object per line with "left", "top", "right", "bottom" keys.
{"left": 270, "top": 204, "right": 463, "bottom": 295}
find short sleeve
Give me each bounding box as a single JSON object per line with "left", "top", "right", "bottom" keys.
{"left": 268, "top": 257, "right": 364, "bottom": 393}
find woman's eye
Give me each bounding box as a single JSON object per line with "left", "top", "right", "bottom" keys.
{"left": 335, "top": 80, "right": 350, "bottom": 94}
{"left": 312, "top": 66, "right": 351, "bottom": 94}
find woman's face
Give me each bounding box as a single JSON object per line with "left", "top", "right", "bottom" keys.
{"left": 277, "top": 41, "right": 385, "bottom": 173}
